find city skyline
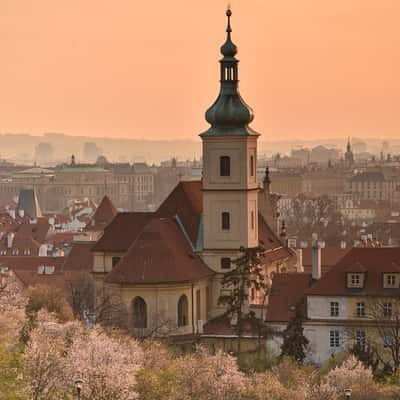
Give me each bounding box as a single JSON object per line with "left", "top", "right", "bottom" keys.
{"left": 0, "top": 0, "right": 399, "bottom": 141}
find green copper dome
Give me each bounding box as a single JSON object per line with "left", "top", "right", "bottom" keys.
{"left": 200, "top": 8, "right": 260, "bottom": 137}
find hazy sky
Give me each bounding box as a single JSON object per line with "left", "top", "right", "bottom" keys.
{"left": 0, "top": 0, "right": 399, "bottom": 141}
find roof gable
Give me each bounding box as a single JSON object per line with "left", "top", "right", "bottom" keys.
{"left": 105, "top": 218, "right": 213, "bottom": 284}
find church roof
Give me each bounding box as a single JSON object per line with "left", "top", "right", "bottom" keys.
{"left": 93, "top": 180, "right": 291, "bottom": 270}
{"left": 88, "top": 195, "right": 117, "bottom": 231}
{"left": 17, "top": 189, "right": 42, "bottom": 219}
{"left": 92, "top": 212, "right": 154, "bottom": 253}
{"left": 105, "top": 218, "right": 213, "bottom": 284}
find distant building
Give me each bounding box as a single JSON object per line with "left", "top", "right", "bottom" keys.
{"left": 34, "top": 142, "right": 54, "bottom": 165}
{"left": 344, "top": 138, "right": 354, "bottom": 166}
{"left": 83, "top": 142, "right": 101, "bottom": 163}
{"left": 310, "top": 145, "right": 340, "bottom": 164}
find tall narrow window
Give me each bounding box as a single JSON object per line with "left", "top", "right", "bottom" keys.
{"left": 330, "top": 330, "right": 340, "bottom": 348}
{"left": 330, "top": 302, "right": 339, "bottom": 317}
{"left": 196, "top": 290, "right": 201, "bottom": 322}
{"left": 178, "top": 295, "right": 189, "bottom": 327}
{"left": 355, "top": 330, "right": 366, "bottom": 350}
{"left": 222, "top": 212, "right": 230, "bottom": 230}
{"left": 356, "top": 302, "right": 365, "bottom": 317}
{"left": 132, "top": 297, "right": 147, "bottom": 329}
{"left": 220, "top": 156, "right": 230, "bottom": 177}
{"left": 251, "top": 211, "right": 255, "bottom": 230}
{"left": 250, "top": 155, "right": 254, "bottom": 176}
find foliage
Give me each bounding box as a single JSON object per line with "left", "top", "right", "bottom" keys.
{"left": 218, "top": 246, "right": 267, "bottom": 353}
{"left": 3, "top": 282, "right": 400, "bottom": 400}
{"left": 25, "top": 284, "right": 73, "bottom": 322}
{"left": 280, "top": 302, "right": 309, "bottom": 363}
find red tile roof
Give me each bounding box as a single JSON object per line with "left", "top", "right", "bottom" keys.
{"left": 155, "top": 181, "right": 202, "bottom": 246}
{"left": 63, "top": 242, "right": 94, "bottom": 272}
{"left": 105, "top": 218, "right": 214, "bottom": 285}
{"left": 92, "top": 212, "right": 154, "bottom": 252}
{"left": 0, "top": 256, "right": 69, "bottom": 290}
{"left": 305, "top": 247, "right": 400, "bottom": 297}
{"left": 93, "top": 181, "right": 290, "bottom": 269}
{"left": 0, "top": 256, "right": 65, "bottom": 271}
{"left": 87, "top": 195, "right": 117, "bottom": 231}
{"left": 266, "top": 273, "right": 312, "bottom": 323}
{"left": 301, "top": 247, "right": 350, "bottom": 275}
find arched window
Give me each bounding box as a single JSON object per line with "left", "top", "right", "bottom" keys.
{"left": 220, "top": 156, "right": 230, "bottom": 177}
{"left": 132, "top": 297, "right": 147, "bottom": 329}
{"left": 177, "top": 295, "right": 189, "bottom": 327}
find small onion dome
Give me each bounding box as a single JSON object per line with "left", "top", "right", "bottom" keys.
{"left": 205, "top": 92, "right": 254, "bottom": 129}
{"left": 220, "top": 9, "right": 237, "bottom": 57}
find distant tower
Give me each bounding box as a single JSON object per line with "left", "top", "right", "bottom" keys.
{"left": 71, "top": 154, "right": 76, "bottom": 166}
{"left": 344, "top": 138, "right": 354, "bottom": 165}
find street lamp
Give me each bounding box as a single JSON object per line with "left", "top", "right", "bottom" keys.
{"left": 74, "top": 378, "right": 84, "bottom": 400}
{"left": 344, "top": 388, "right": 352, "bottom": 399}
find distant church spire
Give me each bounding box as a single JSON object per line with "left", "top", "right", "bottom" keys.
{"left": 200, "top": 8, "right": 259, "bottom": 137}
{"left": 345, "top": 137, "right": 354, "bottom": 165}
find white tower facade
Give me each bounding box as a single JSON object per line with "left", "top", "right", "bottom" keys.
{"left": 199, "top": 9, "right": 261, "bottom": 316}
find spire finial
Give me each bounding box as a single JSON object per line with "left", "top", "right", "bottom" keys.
{"left": 226, "top": 5, "right": 232, "bottom": 34}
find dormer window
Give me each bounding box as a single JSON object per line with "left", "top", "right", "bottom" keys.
{"left": 220, "top": 156, "right": 230, "bottom": 177}
{"left": 347, "top": 273, "right": 364, "bottom": 288}
{"left": 387, "top": 275, "right": 396, "bottom": 285}
{"left": 384, "top": 273, "right": 399, "bottom": 288}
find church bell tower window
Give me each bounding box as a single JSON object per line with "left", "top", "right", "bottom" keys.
{"left": 220, "top": 156, "right": 231, "bottom": 177}
{"left": 222, "top": 212, "right": 230, "bottom": 230}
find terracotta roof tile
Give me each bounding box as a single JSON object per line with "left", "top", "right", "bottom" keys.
{"left": 92, "top": 212, "right": 154, "bottom": 252}
{"left": 266, "top": 273, "right": 312, "bottom": 323}
{"left": 105, "top": 218, "right": 214, "bottom": 285}
{"left": 155, "top": 181, "right": 202, "bottom": 246}
{"left": 305, "top": 248, "right": 400, "bottom": 297}
{"left": 301, "top": 247, "right": 350, "bottom": 275}
{"left": 87, "top": 196, "right": 117, "bottom": 231}
{"left": 63, "top": 242, "right": 94, "bottom": 272}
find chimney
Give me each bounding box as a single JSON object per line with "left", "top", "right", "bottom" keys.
{"left": 296, "top": 248, "right": 304, "bottom": 272}
{"left": 311, "top": 239, "right": 322, "bottom": 280}
{"left": 7, "top": 233, "right": 14, "bottom": 249}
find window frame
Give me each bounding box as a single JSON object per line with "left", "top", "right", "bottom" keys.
{"left": 330, "top": 330, "right": 340, "bottom": 348}
{"left": 356, "top": 302, "right": 365, "bottom": 317}
{"left": 220, "top": 257, "right": 231, "bottom": 269}
{"left": 221, "top": 212, "right": 230, "bottom": 230}
{"left": 132, "top": 297, "right": 147, "bottom": 329}
{"left": 220, "top": 156, "right": 231, "bottom": 177}
{"left": 330, "top": 301, "right": 339, "bottom": 317}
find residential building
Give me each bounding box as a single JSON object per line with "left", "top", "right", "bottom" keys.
{"left": 267, "top": 247, "right": 400, "bottom": 365}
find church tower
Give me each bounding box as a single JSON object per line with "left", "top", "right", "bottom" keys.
{"left": 344, "top": 138, "right": 354, "bottom": 166}
{"left": 200, "top": 8, "right": 260, "bottom": 300}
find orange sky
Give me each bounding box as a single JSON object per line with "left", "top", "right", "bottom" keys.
{"left": 0, "top": 0, "right": 399, "bottom": 141}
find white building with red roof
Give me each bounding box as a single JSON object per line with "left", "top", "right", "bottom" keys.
{"left": 267, "top": 246, "right": 400, "bottom": 365}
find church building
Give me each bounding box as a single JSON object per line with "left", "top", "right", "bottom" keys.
{"left": 91, "top": 8, "right": 298, "bottom": 339}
